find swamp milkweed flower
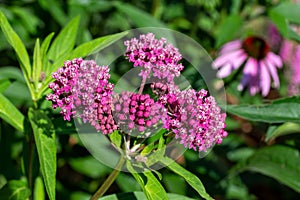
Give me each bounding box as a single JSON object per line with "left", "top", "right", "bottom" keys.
{"left": 47, "top": 33, "right": 228, "bottom": 153}
{"left": 213, "top": 36, "right": 283, "bottom": 96}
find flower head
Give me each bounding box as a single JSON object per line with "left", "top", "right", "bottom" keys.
{"left": 47, "top": 58, "right": 117, "bottom": 134}
{"left": 124, "top": 33, "right": 184, "bottom": 82}
{"left": 161, "top": 89, "right": 227, "bottom": 152}
{"left": 213, "top": 36, "right": 282, "bottom": 96}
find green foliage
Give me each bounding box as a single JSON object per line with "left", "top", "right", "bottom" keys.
{"left": 0, "top": 180, "right": 31, "bottom": 200}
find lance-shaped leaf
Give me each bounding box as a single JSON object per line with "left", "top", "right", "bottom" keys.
{"left": 0, "top": 11, "right": 31, "bottom": 81}
{"left": 0, "top": 93, "right": 24, "bottom": 132}
{"left": 160, "top": 157, "right": 214, "bottom": 200}
{"left": 126, "top": 161, "right": 168, "bottom": 200}
{"left": 28, "top": 108, "right": 56, "bottom": 200}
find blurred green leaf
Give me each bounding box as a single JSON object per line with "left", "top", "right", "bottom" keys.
{"left": 0, "top": 93, "right": 24, "bottom": 132}
{"left": 114, "top": 2, "right": 167, "bottom": 28}
{"left": 215, "top": 15, "right": 242, "bottom": 48}
{"left": 34, "top": 176, "right": 45, "bottom": 200}
{"left": 69, "top": 156, "right": 111, "bottom": 179}
{"left": 116, "top": 173, "right": 141, "bottom": 192}
{"left": 230, "top": 145, "right": 300, "bottom": 193}
{"left": 28, "top": 108, "right": 56, "bottom": 200}
{"left": 99, "top": 192, "right": 196, "bottom": 200}
{"left": 0, "top": 180, "right": 31, "bottom": 200}
{"left": 163, "top": 174, "right": 186, "bottom": 195}
{"left": 161, "top": 157, "right": 213, "bottom": 200}
{"left": 0, "top": 79, "right": 11, "bottom": 93}
{"left": 126, "top": 161, "right": 168, "bottom": 200}
{"left": 0, "top": 11, "right": 31, "bottom": 80}
{"left": 226, "top": 96, "right": 300, "bottom": 123}
{"left": 269, "top": 3, "right": 300, "bottom": 42}
{"left": 227, "top": 147, "right": 255, "bottom": 162}
{"left": 46, "top": 16, "right": 80, "bottom": 73}
{"left": 265, "top": 122, "right": 300, "bottom": 142}
{"left": 0, "top": 67, "right": 25, "bottom": 83}
{"left": 146, "top": 136, "right": 166, "bottom": 166}
{"left": 38, "top": 0, "right": 68, "bottom": 26}
{"left": 70, "top": 31, "right": 127, "bottom": 58}
{"left": 70, "top": 191, "right": 91, "bottom": 200}
{"left": 3, "top": 81, "right": 31, "bottom": 107}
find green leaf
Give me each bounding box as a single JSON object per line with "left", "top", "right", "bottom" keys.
{"left": 28, "top": 108, "right": 56, "bottom": 200}
{"left": 99, "top": 192, "right": 196, "bottom": 200}
{"left": 32, "top": 39, "right": 42, "bottom": 88}
{"left": 70, "top": 31, "right": 128, "bottom": 58}
{"left": 0, "top": 180, "right": 31, "bottom": 200}
{"left": 46, "top": 16, "right": 80, "bottom": 73}
{"left": 268, "top": 3, "right": 300, "bottom": 42}
{"left": 0, "top": 66, "right": 25, "bottom": 83}
{"left": 38, "top": 0, "right": 68, "bottom": 26}
{"left": 146, "top": 136, "right": 166, "bottom": 166}
{"left": 265, "top": 122, "right": 300, "bottom": 142}
{"left": 114, "top": 2, "right": 167, "bottom": 28}
{"left": 0, "top": 11, "right": 31, "bottom": 79}
{"left": 161, "top": 157, "right": 213, "bottom": 200}
{"left": 0, "top": 79, "right": 11, "bottom": 93}
{"left": 215, "top": 14, "right": 242, "bottom": 48}
{"left": 33, "top": 176, "right": 45, "bottom": 200}
{"left": 109, "top": 130, "right": 122, "bottom": 148}
{"left": 0, "top": 93, "right": 24, "bottom": 131}
{"left": 126, "top": 162, "right": 168, "bottom": 200}
{"left": 69, "top": 156, "right": 111, "bottom": 179}
{"left": 230, "top": 145, "right": 300, "bottom": 193}
{"left": 40, "top": 32, "right": 55, "bottom": 69}
{"left": 225, "top": 96, "right": 300, "bottom": 123}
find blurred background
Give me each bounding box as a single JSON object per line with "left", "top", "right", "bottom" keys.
{"left": 0, "top": 0, "right": 299, "bottom": 199}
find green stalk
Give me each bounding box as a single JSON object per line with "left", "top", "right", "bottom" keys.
{"left": 90, "top": 156, "right": 125, "bottom": 200}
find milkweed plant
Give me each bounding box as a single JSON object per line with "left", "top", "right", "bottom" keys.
{"left": 0, "top": 1, "right": 300, "bottom": 200}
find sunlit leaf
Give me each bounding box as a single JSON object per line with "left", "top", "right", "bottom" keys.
{"left": 33, "top": 176, "right": 45, "bottom": 200}
{"left": 161, "top": 157, "right": 213, "bottom": 200}
{"left": 28, "top": 108, "right": 56, "bottom": 200}
{"left": 126, "top": 162, "right": 168, "bottom": 200}
{"left": 0, "top": 93, "right": 24, "bottom": 131}
{"left": 265, "top": 122, "right": 300, "bottom": 142}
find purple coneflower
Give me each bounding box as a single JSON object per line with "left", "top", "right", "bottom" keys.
{"left": 213, "top": 36, "right": 283, "bottom": 96}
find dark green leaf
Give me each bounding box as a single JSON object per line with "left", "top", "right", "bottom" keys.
{"left": 161, "top": 157, "right": 213, "bottom": 200}
{"left": 38, "top": 0, "right": 68, "bottom": 26}
{"left": 69, "top": 156, "right": 111, "bottom": 179}
{"left": 215, "top": 15, "right": 242, "bottom": 48}
{"left": 0, "top": 11, "right": 31, "bottom": 79}
{"left": 28, "top": 108, "right": 56, "bottom": 200}
{"left": 126, "top": 162, "right": 168, "bottom": 200}
{"left": 70, "top": 31, "right": 128, "bottom": 58}
{"left": 99, "top": 192, "right": 196, "bottom": 200}
{"left": 265, "top": 122, "right": 300, "bottom": 142}
{"left": 225, "top": 96, "right": 300, "bottom": 123}
{"left": 0, "top": 93, "right": 24, "bottom": 131}
{"left": 0, "top": 180, "right": 31, "bottom": 200}
{"left": 114, "top": 2, "right": 167, "bottom": 28}
{"left": 230, "top": 145, "right": 300, "bottom": 193}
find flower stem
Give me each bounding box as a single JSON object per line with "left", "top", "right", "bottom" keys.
{"left": 138, "top": 76, "right": 147, "bottom": 94}
{"left": 90, "top": 156, "right": 125, "bottom": 200}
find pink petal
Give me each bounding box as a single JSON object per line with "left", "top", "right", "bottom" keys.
{"left": 259, "top": 61, "right": 271, "bottom": 96}
{"left": 219, "top": 40, "right": 242, "bottom": 54}
{"left": 232, "top": 53, "right": 247, "bottom": 69}
{"left": 291, "top": 46, "right": 300, "bottom": 83}
{"left": 216, "top": 63, "right": 233, "bottom": 78}
{"left": 267, "top": 52, "right": 283, "bottom": 68}
{"left": 279, "top": 40, "right": 293, "bottom": 63}
{"left": 213, "top": 49, "right": 244, "bottom": 69}
{"left": 238, "top": 58, "right": 256, "bottom": 91}
{"left": 265, "top": 58, "right": 280, "bottom": 88}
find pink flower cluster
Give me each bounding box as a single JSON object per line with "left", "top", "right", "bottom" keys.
{"left": 124, "top": 33, "right": 184, "bottom": 82}
{"left": 113, "top": 92, "right": 163, "bottom": 133}
{"left": 46, "top": 58, "right": 117, "bottom": 134}
{"left": 160, "top": 88, "right": 227, "bottom": 152}
{"left": 47, "top": 32, "right": 228, "bottom": 152}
